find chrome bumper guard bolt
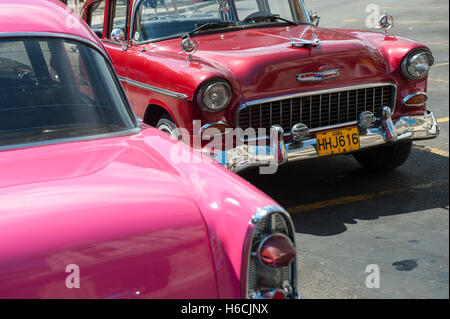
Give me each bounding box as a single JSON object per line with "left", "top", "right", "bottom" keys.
{"left": 291, "top": 123, "right": 310, "bottom": 143}
{"left": 358, "top": 111, "right": 376, "bottom": 131}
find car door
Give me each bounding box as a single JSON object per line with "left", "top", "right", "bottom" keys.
{"left": 83, "top": 0, "right": 131, "bottom": 90}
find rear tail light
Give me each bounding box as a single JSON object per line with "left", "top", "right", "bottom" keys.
{"left": 258, "top": 234, "right": 296, "bottom": 268}
{"left": 402, "top": 92, "right": 428, "bottom": 107}
{"left": 243, "top": 206, "right": 299, "bottom": 299}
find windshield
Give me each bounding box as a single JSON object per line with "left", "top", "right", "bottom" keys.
{"left": 0, "top": 37, "right": 137, "bottom": 149}
{"left": 134, "top": 0, "right": 310, "bottom": 42}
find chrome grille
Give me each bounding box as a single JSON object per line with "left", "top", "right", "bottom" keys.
{"left": 237, "top": 84, "right": 396, "bottom": 133}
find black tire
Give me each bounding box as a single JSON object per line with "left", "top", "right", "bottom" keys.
{"left": 156, "top": 115, "right": 182, "bottom": 140}
{"left": 353, "top": 141, "right": 413, "bottom": 171}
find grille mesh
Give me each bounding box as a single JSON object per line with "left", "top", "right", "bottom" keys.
{"left": 238, "top": 85, "right": 395, "bottom": 133}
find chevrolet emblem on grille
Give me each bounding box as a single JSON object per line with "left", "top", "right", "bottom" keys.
{"left": 296, "top": 69, "right": 340, "bottom": 82}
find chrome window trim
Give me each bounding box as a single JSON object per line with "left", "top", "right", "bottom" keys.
{"left": 235, "top": 82, "right": 398, "bottom": 129}
{"left": 0, "top": 127, "right": 141, "bottom": 152}
{"left": 130, "top": 0, "right": 312, "bottom": 46}
{"left": 118, "top": 76, "right": 189, "bottom": 101}
{"left": 241, "top": 205, "right": 299, "bottom": 299}
{"left": 299, "top": 0, "right": 312, "bottom": 24}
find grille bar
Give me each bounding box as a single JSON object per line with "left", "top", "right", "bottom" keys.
{"left": 237, "top": 84, "right": 396, "bottom": 134}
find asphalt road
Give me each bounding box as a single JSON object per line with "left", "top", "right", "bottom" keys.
{"left": 242, "top": 0, "right": 449, "bottom": 298}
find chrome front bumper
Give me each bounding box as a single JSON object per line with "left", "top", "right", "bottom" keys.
{"left": 207, "top": 110, "right": 439, "bottom": 173}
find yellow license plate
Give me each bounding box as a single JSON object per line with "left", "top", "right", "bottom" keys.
{"left": 316, "top": 127, "right": 360, "bottom": 157}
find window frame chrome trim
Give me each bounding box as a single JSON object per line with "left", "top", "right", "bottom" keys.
{"left": 0, "top": 127, "right": 142, "bottom": 153}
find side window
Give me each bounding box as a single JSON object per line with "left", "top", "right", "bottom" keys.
{"left": 88, "top": 0, "right": 106, "bottom": 38}
{"left": 110, "top": 0, "right": 130, "bottom": 40}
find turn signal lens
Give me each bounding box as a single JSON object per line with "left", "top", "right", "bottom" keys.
{"left": 258, "top": 234, "right": 296, "bottom": 268}
{"left": 202, "top": 122, "right": 230, "bottom": 137}
{"left": 402, "top": 93, "right": 428, "bottom": 107}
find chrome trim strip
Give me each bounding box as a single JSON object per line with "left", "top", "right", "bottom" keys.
{"left": 0, "top": 127, "right": 141, "bottom": 153}
{"left": 402, "top": 92, "right": 428, "bottom": 107}
{"left": 299, "top": 0, "right": 312, "bottom": 24}
{"left": 118, "top": 76, "right": 189, "bottom": 101}
{"left": 242, "top": 82, "right": 397, "bottom": 107}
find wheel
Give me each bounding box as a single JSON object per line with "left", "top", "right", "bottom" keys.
{"left": 156, "top": 114, "right": 182, "bottom": 140}
{"left": 352, "top": 141, "right": 413, "bottom": 171}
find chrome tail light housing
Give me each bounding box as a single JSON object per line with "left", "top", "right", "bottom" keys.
{"left": 242, "top": 205, "right": 299, "bottom": 299}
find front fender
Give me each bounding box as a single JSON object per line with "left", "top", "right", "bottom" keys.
{"left": 334, "top": 29, "right": 432, "bottom": 118}
{"left": 142, "top": 131, "right": 277, "bottom": 298}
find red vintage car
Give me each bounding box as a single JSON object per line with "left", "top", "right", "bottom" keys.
{"left": 0, "top": 0, "right": 298, "bottom": 299}
{"left": 81, "top": 0, "right": 439, "bottom": 173}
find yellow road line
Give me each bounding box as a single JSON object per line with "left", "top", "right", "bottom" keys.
{"left": 426, "top": 40, "right": 449, "bottom": 46}
{"left": 433, "top": 62, "right": 449, "bottom": 68}
{"left": 287, "top": 180, "right": 448, "bottom": 214}
{"left": 429, "top": 78, "right": 449, "bottom": 83}
{"left": 437, "top": 117, "right": 449, "bottom": 123}
{"left": 414, "top": 145, "right": 449, "bottom": 157}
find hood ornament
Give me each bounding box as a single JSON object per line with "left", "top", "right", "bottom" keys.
{"left": 290, "top": 32, "right": 320, "bottom": 48}
{"left": 179, "top": 33, "right": 198, "bottom": 60}
{"left": 376, "top": 11, "right": 394, "bottom": 36}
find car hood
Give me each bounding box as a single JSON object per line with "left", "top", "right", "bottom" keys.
{"left": 158, "top": 25, "right": 388, "bottom": 101}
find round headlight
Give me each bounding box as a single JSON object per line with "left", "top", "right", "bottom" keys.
{"left": 401, "top": 49, "right": 434, "bottom": 80}
{"left": 200, "top": 81, "right": 231, "bottom": 112}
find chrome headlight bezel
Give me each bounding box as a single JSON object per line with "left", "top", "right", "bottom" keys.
{"left": 401, "top": 49, "right": 434, "bottom": 80}
{"left": 198, "top": 79, "right": 232, "bottom": 112}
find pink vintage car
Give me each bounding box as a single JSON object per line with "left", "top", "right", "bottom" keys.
{"left": 0, "top": 0, "right": 298, "bottom": 299}
{"left": 81, "top": 0, "right": 439, "bottom": 173}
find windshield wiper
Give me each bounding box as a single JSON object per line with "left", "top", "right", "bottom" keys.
{"left": 243, "top": 13, "right": 298, "bottom": 26}
{"left": 188, "top": 21, "right": 239, "bottom": 37}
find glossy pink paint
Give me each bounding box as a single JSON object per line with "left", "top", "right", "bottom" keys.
{"left": 0, "top": 127, "right": 274, "bottom": 298}
{"left": 0, "top": 0, "right": 278, "bottom": 299}
{"left": 81, "top": 0, "right": 432, "bottom": 140}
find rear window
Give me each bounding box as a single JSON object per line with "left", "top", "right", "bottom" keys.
{"left": 0, "top": 37, "right": 136, "bottom": 149}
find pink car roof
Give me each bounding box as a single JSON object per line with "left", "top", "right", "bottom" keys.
{"left": 0, "top": 0, "right": 105, "bottom": 53}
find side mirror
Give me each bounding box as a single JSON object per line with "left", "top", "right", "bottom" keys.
{"left": 110, "top": 29, "right": 125, "bottom": 43}
{"left": 308, "top": 10, "right": 320, "bottom": 26}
